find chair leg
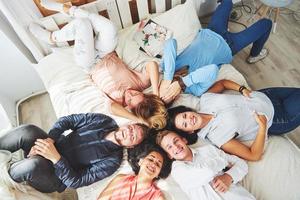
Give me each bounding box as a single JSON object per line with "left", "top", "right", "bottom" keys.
{"left": 273, "top": 8, "right": 280, "bottom": 33}
{"left": 248, "top": 3, "right": 264, "bottom": 22}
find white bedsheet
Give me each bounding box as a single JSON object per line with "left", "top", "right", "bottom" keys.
{"left": 32, "top": 45, "right": 300, "bottom": 200}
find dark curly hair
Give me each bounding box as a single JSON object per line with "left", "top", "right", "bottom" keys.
{"left": 128, "top": 141, "right": 172, "bottom": 179}
{"left": 167, "top": 106, "right": 199, "bottom": 145}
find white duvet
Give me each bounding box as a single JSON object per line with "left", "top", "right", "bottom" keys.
{"left": 2, "top": 1, "right": 299, "bottom": 200}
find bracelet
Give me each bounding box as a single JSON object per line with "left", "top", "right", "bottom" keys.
{"left": 238, "top": 85, "right": 247, "bottom": 94}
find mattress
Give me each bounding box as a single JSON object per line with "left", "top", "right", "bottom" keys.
{"left": 23, "top": 1, "right": 300, "bottom": 199}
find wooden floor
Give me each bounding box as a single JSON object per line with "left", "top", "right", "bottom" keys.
{"left": 19, "top": 0, "right": 300, "bottom": 147}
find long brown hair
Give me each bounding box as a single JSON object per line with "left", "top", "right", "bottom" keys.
{"left": 133, "top": 94, "right": 167, "bottom": 130}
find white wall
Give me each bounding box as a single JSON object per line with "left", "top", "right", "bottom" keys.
{"left": 0, "top": 94, "right": 15, "bottom": 126}
{"left": 0, "top": 30, "right": 45, "bottom": 126}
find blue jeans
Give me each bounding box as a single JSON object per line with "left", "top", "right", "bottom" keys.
{"left": 0, "top": 124, "right": 66, "bottom": 193}
{"left": 208, "top": 0, "right": 272, "bottom": 56}
{"left": 259, "top": 88, "right": 300, "bottom": 135}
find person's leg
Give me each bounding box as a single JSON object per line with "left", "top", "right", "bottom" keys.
{"left": 207, "top": 0, "right": 233, "bottom": 36}
{"left": 259, "top": 87, "right": 300, "bottom": 135}
{"left": 52, "top": 18, "right": 95, "bottom": 68}
{"left": 86, "top": 13, "right": 118, "bottom": 58}
{"left": 9, "top": 156, "right": 66, "bottom": 193}
{"left": 0, "top": 124, "right": 48, "bottom": 156}
{"left": 228, "top": 18, "right": 272, "bottom": 56}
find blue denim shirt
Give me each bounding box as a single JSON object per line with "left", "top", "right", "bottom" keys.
{"left": 161, "top": 29, "right": 233, "bottom": 96}
{"left": 48, "top": 113, "right": 123, "bottom": 189}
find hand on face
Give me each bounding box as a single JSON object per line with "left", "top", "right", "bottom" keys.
{"left": 212, "top": 173, "right": 233, "bottom": 193}
{"left": 33, "top": 138, "right": 61, "bottom": 164}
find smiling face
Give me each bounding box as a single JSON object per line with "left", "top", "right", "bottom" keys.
{"left": 124, "top": 89, "right": 144, "bottom": 109}
{"left": 160, "top": 131, "right": 191, "bottom": 161}
{"left": 115, "top": 124, "right": 144, "bottom": 147}
{"left": 139, "top": 151, "right": 164, "bottom": 180}
{"left": 174, "top": 111, "right": 203, "bottom": 133}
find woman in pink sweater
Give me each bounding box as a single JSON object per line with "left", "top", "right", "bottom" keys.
{"left": 29, "top": 0, "right": 167, "bottom": 129}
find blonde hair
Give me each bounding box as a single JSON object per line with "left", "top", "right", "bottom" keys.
{"left": 133, "top": 94, "right": 167, "bottom": 130}
{"left": 156, "top": 130, "right": 172, "bottom": 146}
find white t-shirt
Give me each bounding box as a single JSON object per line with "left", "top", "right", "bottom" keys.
{"left": 197, "top": 92, "right": 274, "bottom": 147}
{"left": 171, "top": 145, "right": 255, "bottom": 200}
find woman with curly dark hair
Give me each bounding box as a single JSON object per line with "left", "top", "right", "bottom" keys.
{"left": 98, "top": 142, "right": 171, "bottom": 200}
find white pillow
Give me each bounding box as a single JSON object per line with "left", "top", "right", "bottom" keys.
{"left": 151, "top": 0, "right": 201, "bottom": 54}
{"left": 116, "top": 0, "right": 201, "bottom": 72}
{"left": 242, "top": 136, "right": 300, "bottom": 200}
{"left": 34, "top": 47, "right": 130, "bottom": 125}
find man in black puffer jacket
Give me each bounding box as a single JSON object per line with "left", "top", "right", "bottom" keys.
{"left": 0, "top": 113, "right": 149, "bottom": 193}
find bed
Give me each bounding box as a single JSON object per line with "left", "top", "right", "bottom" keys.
{"left": 1, "top": 0, "right": 300, "bottom": 200}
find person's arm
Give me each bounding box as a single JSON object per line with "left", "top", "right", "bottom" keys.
{"left": 53, "top": 154, "right": 122, "bottom": 188}
{"left": 212, "top": 146, "right": 248, "bottom": 193}
{"left": 182, "top": 64, "right": 219, "bottom": 96}
{"left": 97, "top": 174, "right": 127, "bottom": 200}
{"left": 110, "top": 102, "right": 148, "bottom": 125}
{"left": 145, "top": 61, "right": 160, "bottom": 96}
{"left": 207, "top": 79, "right": 251, "bottom": 97}
{"left": 48, "top": 113, "right": 115, "bottom": 141}
{"left": 221, "top": 113, "right": 268, "bottom": 161}
{"left": 159, "top": 38, "right": 178, "bottom": 97}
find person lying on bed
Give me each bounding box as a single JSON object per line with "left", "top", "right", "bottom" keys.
{"left": 98, "top": 142, "right": 171, "bottom": 200}
{"left": 167, "top": 79, "right": 300, "bottom": 161}
{"left": 29, "top": 0, "right": 167, "bottom": 129}
{"left": 156, "top": 130, "right": 255, "bottom": 200}
{"left": 0, "top": 113, "right": 149, "bottom": 193}
{"left": 159, "top": 0, "right": 272, "bottom": 103}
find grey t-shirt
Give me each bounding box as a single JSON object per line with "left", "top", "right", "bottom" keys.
{"left": 197, "top": 92, "right": 274, "bottom": 148}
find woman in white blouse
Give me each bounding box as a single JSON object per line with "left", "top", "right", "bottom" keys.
{"left": 167, "top": 79, "right": 300, "bottom": 161}
{"left": 156, "top": 130, "right": 256, "bottom": 200}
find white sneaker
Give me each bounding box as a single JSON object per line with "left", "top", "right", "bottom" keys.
{"left": 247, "top": 48, "right": 269, "bottom": 64}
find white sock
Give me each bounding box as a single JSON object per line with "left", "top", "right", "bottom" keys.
{"left": 40, "top": 0, "right": 64, "bottom": 12}
{"left": 29, "top": 22, "right": 54, "bottom": 44}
